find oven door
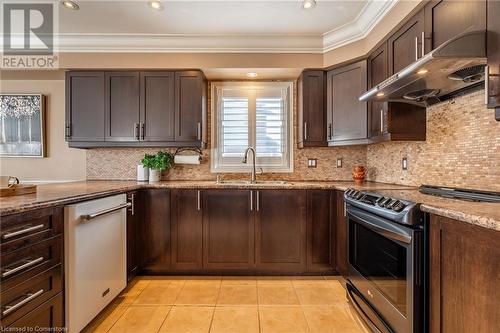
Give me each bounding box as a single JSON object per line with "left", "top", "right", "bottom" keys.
{"left": 346, "top": 205, "right": 420, "bottom": 333}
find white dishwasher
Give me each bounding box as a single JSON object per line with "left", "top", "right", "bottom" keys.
{"left": 65, "top": 194, "right": 129, "bottom": 333}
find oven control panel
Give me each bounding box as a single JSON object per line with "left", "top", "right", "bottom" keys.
{"left": 344, "top": 189, "right": 422, "bottom": 225}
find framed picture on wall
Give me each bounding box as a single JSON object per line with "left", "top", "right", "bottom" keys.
{"left": 0, "top": 94, "right": 46, "bottom": 157}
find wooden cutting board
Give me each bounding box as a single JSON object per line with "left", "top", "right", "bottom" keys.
{"left": 0, "top": 184, "right": 37, "bottom": 197}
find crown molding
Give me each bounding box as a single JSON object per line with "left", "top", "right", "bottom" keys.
{"left": 9, "top": 0, "right": 398, "bottom": 54}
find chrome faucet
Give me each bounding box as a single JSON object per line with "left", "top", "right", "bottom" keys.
{"left": 242, "top": 146, "right": 257, "bottom": 183}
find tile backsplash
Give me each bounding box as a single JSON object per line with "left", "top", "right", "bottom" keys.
{"left": 87, "top": 89, "right": 499, "bottom": 191}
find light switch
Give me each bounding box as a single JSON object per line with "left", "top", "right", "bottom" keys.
{"left": 336, "top": 158, "right": 342, "bottom": 168}
{"left": 308, "top": 158, "right": 317, "bottom": 168}
{"left": 402, "top": 157, "right": 408, "bottom": 170}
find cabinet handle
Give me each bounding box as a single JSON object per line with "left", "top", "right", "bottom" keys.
{"left": 380, "top": 109, "right": 384, "bottom": 133}
{"left": 128, "top": 193, "right": 135, "bottom": 216}
{"left": 304, "top": 122, "right": 308, "bottom": 140}
{"left": 2, "top": 289, "right": 44, "bottom": 316}
{"left": 80, "top": 202, "right": 131, "bottom": 222}
{"left": 197, "top": 190, "right": 201, "bottom": 211}
{"left": 2, "top": 224, "right": 44, "bottom": 239}
{"left": 65, "top": 124, "right": 71, "bottom": 139}
{"left": 256, "top": 191, "right": 260, "bottom": 211}
{"left": 421, "top": 31, "right": 425, "bottom": 57}
{"left": 485, "top": 65, "right": 489, "bottom": 105}
{"left": 134, "top": 123, "right": 139, "bottom": 140}
{"left": 250, "top": 191, "right": 253, "bottom": 211}
{"left": 197, "top": 122, "right": 202, "bottom": 141}
{"left": 2, "top": 257, "right": 44, "bottom": 278}
{"left": 140, "top": 123, "right": 145, "bottom": 140}
{"left": 343, "top": 201, "right": 347, "bottom": 217}
{"left": 328, "top": 123, "right": 332, "bottom": 140}
{"left": 415, "top": 36, "right": 419, "bottom": 61}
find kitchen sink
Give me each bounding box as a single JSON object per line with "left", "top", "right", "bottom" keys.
{"left": 217, "top": 180, "right": 288, "bottom": 185}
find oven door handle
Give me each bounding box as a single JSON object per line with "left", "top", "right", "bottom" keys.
{"left": 347, "top": 207, "right": 412, "bottom": 244}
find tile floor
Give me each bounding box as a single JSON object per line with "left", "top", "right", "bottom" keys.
{"left": 83, "top": 276, "right": 368, "bottom": 333}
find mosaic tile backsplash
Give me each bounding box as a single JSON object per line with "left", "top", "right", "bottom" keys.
{"left": 87, "top": 89, "right": 499, "bottom": 191}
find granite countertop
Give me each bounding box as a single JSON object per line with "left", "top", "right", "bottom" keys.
{"left": 375, "top": 189, "right": 500, "bottom": 231}
{"left": 0, "top": 180, "right": 414, "bottom": 216}
{"left": 1, "top": 180, "right": 498, "bottom": 232}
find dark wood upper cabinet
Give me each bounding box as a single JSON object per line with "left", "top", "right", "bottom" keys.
{"left": 388, "top": 9, "right": 425, "bottom": 75}
{"left": 298, "top": 70, "right": 327, "bottom": 147}
{"left": 334, "top": 191, "right": 348, "bottom": 276}
{"left": 487, "top": 0, "right": 500, "bottom": 119}
{"left": 368, "top": 42, "right": 389, "bottom": 139}
{"left": 202, "top": 190, "right": 254, "bottom": 270}
{"left": 66, "top": 70, "right": 207, "bottom": 147}
{"left": 327, "top": 60, "right": 368, "bottom": 146}
{"left": 140, "top": 72, "right": 175, "bottom": 142}
{"left": 424, "top": 0, "right": 486, "bottom": 51}
{"left": 65, "top": 71, "right": 105, "bottom": 142}
{"left": 104, "top": 72, "right": 141, "bottom": 142}
{"left": 255, "top": 190, "right": 306, "bottom": 272}
{"left": 171, "top": 189, "right": 203, "bottom": 271}
{"left": 175, "top": 71, "right": 206, "bottom": 144}
{"left": 306, "top": 190, "right": 334, "bottom": 273}
{"left": 141, "top": 189, "right": 171, "bottom": 274}
{"left": 429, "top": 215, "right": 500, "bottom": 332}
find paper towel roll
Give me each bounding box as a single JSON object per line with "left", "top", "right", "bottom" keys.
{"left": 174, "top": 155, "right": 201, "bottom": 165}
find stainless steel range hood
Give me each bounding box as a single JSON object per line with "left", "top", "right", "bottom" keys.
{"left": 359, "top": 30, "right": 487, "bottom": 107}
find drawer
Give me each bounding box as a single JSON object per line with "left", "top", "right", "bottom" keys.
{"left": 1, "top": 236, "right": 62, "bottom": 291}
{"left": 0, "top": 206, "right": 63, "bottom": 252}
{"left": 0, "top": 265, "right": 62, "bottom": 327}
{"left": 7, "top": 293, "right": 63, "bottom": 331}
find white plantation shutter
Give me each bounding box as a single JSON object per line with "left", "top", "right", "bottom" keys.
{"left": 212, "top": 82, "right": 293, "bottom": 172}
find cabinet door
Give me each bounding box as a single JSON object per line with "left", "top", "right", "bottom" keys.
{"left": 298, "top": 70, "right": 327, "bottom": 147}
{"left": 104, "top": 72, "right": 140, "bottom": 141}
{"left": 7, "top": 294, "right": 63, "bottom": 331}
{"left": 142, "top": 189, "right": 171, "bottom": 273}
{"left": 140, "top": 72, "right": 175, "bottom": 142}
{"left": 327, "top": 61, "right": 368, "bottom": 143}
{"left": 368, "top": 42, "right": 389, "bottom": 138}
{"left": 487, "top": 0, "right": 500, "bottom": 115}
{"left": 425, "top": 0, "right": 486, "bottom": 51}
{"left": 175, "top": 71, "right": 205, "bottom": 143}
{"left": 306, "top": 190, "right": 334, "bottom": 272}
{"left": 171, "top": 189, "right": 203, "bottom": 271}
{"left": 255, "top": 190, "right": 306, "bottom": 272}
{"left": 388, "top": 10, "right": 425, "bottom": 75}
{"left": 126, "top": 191, "right": 142, "bottom": 281}
{"left": 429, "top": 215, "right": 500, "bottom": 333}
{"left": 334, "top": 191, "right": 348, "bottom": 276}
{"left": 65, "top": 71, "right": 105, "bottom": 142}
{"left": 202, "top": 190, "right": 254, "bottom": 270}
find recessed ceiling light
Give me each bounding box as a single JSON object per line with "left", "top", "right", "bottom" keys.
{"left": 149, "top": 0, "right": 164, "bottom": 10}
{"left": 376, "top": 92, "right": 385, "bottom": 97}
{"left": 60, "top": 0, "right": 79, "bottom": 10}
{"left": 417, "top": 69, "right": 428, "bottom": 75}
{"left": 246, "top": 72, "right": 258, "bottom": 78}
{"left": 302, "top": 0, "right": 317, "bottom": 10}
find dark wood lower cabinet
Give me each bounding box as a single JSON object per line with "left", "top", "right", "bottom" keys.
{"left": 142, "top": 189, "right": 171, "bottom": 274}
{"left": 429, "top": 215, "right": 500, "bottom": 333}
{"left": 171, "top": 189, "right": 203, "bottom": 271}
{"left": 306, "top": 190, "right": 335, "bottom": 272}
{"left": 255, "top": 190, "right": 307, "bottom": 272}
{"left": 334, "top": 191, "right": 348, "bottom": 276}
{"left": 202, "top": 190, "right": 254, "bottom": 270}
{"left": 126, "top": 191, "right": 142, "bottom": 281}
{"left": 7, "top": 293, "right": 63, "bottom": 330}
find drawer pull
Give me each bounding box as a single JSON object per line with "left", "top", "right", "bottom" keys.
{"left": 2, "top": 257, "right": 44, "bottom": 278}
{"left": 2, "top": 224, "right": 45, "bottom": 239}
{"left": 2, "top": 289, "right": 44, "bottom": 316}
{"left": 80, "top": 202, "right": 131, "bottom": 222}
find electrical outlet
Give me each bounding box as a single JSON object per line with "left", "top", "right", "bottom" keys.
{"left": 307, "top": 158, "right": 317, "bottom": 168}
{"left": 402, "top": 157, "right": 408, "bottom": 170}
{"left": 336, "top": 158, "right": 342, "bottom": 168}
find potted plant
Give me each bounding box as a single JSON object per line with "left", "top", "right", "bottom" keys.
{"left": 148, "top": 151, "right": 174, "bottom": 182}
{"left": 138, "top": 154, "right": 154, "bottom": 182}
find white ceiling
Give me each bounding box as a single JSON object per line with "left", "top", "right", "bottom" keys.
{"left": 56, "top": 0, "right": 398, "bottom": 53}
{"left": 60, "top": 0, "right": 368, "bottom": 35}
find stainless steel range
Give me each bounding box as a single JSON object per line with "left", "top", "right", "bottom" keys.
{"left": 344, "top": 189, "right": 427, "bottom": 333}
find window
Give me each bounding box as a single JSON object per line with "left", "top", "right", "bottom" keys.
{"left": 211, "top": 82, "right": 293, "bottom": 173}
